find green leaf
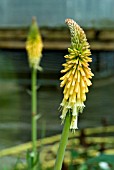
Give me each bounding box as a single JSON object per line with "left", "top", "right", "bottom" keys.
{"left": 86, "top": 154, "right": 114, "bottom": 165}
{"left": 70, "top": 149, "right": 79, "bottom": 159}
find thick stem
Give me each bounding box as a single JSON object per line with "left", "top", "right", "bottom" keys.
{"left": 31, "top": 67, "right": 37, "bottom": 168}
{"left": 54, "top": 113, "right": 71, "bottom": 170}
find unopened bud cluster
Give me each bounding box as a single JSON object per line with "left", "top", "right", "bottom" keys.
{"left": 26, "top": 17, "right": 43, "bottom": 69}
{"left": 60, "top": 19, "right": 94, "bottom": 131}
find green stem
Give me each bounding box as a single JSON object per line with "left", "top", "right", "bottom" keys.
{"left": 54, "top": 113, "right": 71, "bottom": 170}
{"left": 31, "top": 67, "right": 37, "bottom": 168}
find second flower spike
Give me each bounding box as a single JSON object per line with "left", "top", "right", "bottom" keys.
{"left": 26, "top": 17, "right": 43, "bottom": 70}
{"left": 60, "top": 19, "right": 94, "bottom": 131}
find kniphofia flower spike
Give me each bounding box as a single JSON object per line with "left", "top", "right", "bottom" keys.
{"left": 60, "top": 19, "right": 94, "bottom": 131}
{"left": 26, "top": 17, "right": 43, "bottom": 69}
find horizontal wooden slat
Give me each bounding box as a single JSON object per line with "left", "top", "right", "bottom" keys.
{"left": 90, "top": 41, "right": 114, "bottom": 50}
{"left": 85, "top": 125, "right": 114, "bottom": 135}
{"left": 0, "top": 40, "right": 114, "bottom": 51}
{"left": 99, "top": 30, "right": 114, "bottom": 40}
{"left": 0, "top": 40, "right": 25, "bottom": 49}
{"left": 0, "top": 28, "right": 95, "bottom": 40}
{"left": 0, "top": 28, "right": 114, "bottom": 50}
{"left": 0, "top": 28, "right": 28, "bottom": 40}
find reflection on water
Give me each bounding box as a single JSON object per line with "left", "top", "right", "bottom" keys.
{"left": 0, "top": 50, "right": 114, "bottom": 150}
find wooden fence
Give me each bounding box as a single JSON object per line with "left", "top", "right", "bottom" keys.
{"left": 0, "top": 125, "right": 114, "bottom": 169}
{"left": 0, "top": 28, "right": 114, "bottom": 51}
